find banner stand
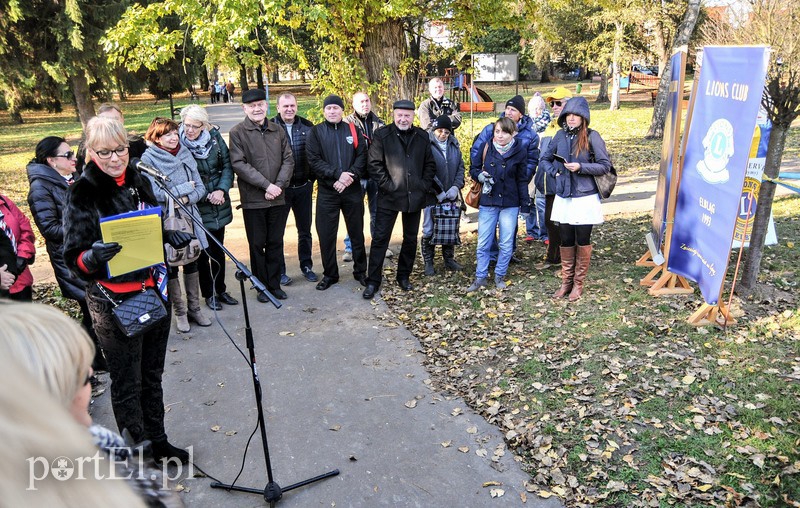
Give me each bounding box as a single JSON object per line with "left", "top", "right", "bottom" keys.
{"left": 687, "top": 301, "right": 736, "bottom": 327}
{"left": 648, "top": 269, "right": 694, "bottom": 296}
{"left": 635, "top": 251, "right": 656, "bottom": 268}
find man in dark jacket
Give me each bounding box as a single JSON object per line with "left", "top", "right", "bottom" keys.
{"left": 273, "top": 92, "right": 318, "bottom": 285}
{"left": 343, "top": 91, "right": 386, "bottom": 261}
{"left": 362, "top": 100, "right": 437, "bottom": 299}
{"left": 417, "top": 78, "right": 462, "bottom": 132}
{"left": 229, "top": 88, "right": 294, "bottom": 301}
{"left": 307, "top": 94, "right": 368, "bottom": 291}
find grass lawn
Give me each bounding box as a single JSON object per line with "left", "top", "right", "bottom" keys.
{"left": 2, "top": 83, "right": 798, "bottom": 507}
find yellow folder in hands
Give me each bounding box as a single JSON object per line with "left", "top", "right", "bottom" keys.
{"left": 100, "top": 208, "right": 164, "bottom": 277}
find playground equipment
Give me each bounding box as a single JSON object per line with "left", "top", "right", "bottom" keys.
{"left": 448, "top": 70, "right": 493, "bottom": 112}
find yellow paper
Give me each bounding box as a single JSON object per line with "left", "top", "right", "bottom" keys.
{"left": 100, "top": 214, "right": 164, "bottom": 277}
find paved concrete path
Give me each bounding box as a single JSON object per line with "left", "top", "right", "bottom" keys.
{"left": 42, "top": 103, "right": 796, "bottom": 507}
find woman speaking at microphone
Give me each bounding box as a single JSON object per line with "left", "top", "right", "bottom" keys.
{"left": 63, "top": 116, "right": 192, "bottom": 463}
{"left": 142, "top": 117, "right": 211, "bottom": 333}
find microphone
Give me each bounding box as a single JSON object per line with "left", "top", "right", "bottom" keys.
{"left": 131, "top": 158, "right": 171, "bottom": 182}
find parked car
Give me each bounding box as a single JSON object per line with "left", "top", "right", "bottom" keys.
{"left": 632, "top": 64, "right": 655, "bottom": 75}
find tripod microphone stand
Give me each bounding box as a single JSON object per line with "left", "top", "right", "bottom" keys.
{"left": 147, "top": 171, "right": 339, "bottom": 506}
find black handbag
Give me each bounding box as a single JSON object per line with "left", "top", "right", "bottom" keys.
{"left": 97, "top": 283, "right": 168, "bottom": 338}
{"left": 589, "top": 129, "right": 617, "bottom": 200}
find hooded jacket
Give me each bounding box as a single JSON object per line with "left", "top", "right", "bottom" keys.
{"left": 470, "top": 113, "right": 540, "bottom": 182}
{"left": 26, "top": 162, "right": 86, "bottom": 300}
{"left": 273, "top": 114, "right": 315, "bottom": 186}
{"left": 539, "top": 96, "right": 612, "bottom": 198}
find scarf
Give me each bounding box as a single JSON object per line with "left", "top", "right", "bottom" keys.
{"left": 435, "top": 138, "right": 448, "bottom": 161}
{"left": 563, "top": 124, "right": 581, "bottom": 136}
{"left": 493, "top": 138, "right": 515, "bottom": 156}
{"left": 179, "top": 126, "right": 213, "bottom": 160}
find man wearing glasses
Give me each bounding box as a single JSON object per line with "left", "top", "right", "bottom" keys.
{"left": 229, "top": 89, "right": 294, "bottom": 302}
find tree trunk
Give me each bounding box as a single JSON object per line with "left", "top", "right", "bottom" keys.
{"left": 361, "top": 18, "right": 415, "bottom": 110}
{"left": 610, "top": 22, "right": 622, "bottom": 110}
{"left": 646, "top": 0, "right": 701, "bottom": 139}
{"left": 652, "top": 17, "right": 669, "bottom": 76}
{"left": 596, "top": 72, "right": 609, "bottom": 103}
{"left": 540, "top": 66, "right": 550, "bottom": 83}
{"left": 239, "top": 63, "right": 248, "bottom": 92}
{"left": 739, "top": 123, "right": 787, "bottom": 291}
{"left": 256, "top": 65, "right": 264, "bottom": 90}
{"left": 70, "top": 73, "right": 95, "bottom": 129}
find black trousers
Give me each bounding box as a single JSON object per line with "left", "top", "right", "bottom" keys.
{"left": 198, "top": 227, "right": 227, "bottom": 298}
{"left": 544, "top": 194, "right": 562, "bottom": 263}
{"left": 242, "top": 206, "right": 289, "bottom": 292}
{"left": 316, "top": 186, "right": 367, "bottom": 281}
{"left": 367, "top": 207, "right": 421, "bottom": 286}
{"left": 86, "top": 284, "right": 172, "bottom": 443}
{"left": 280, "top": 182, "right": 314, "bottom": 274}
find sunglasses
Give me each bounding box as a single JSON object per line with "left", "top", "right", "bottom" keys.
{"left": 54, "top": 151, "right": 76, "bottom": 159}
{"left": 551, "top": 100, "right": 563, "bottom": 107}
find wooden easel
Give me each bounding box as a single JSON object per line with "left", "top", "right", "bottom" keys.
{"left": 687, "top": 301, "right": 736, "bottom": 327}
{"left": 635, "top": 251, "right": 656, "bottom": 267}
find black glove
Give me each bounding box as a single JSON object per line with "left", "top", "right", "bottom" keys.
{"left": 165, "top": 230, "right": 192, "bottom": 249}
{"left": 15, "top": 256, "right": 28, "bottom": 274}
{"left": 81, "top": 241, "right": 122, "bottom": 272}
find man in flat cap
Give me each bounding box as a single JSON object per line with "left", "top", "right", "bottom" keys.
{"left": 229, "top": 88, "right": 294, "bottom": 301}
{"left": 306, "top": 94, "right": 368, "bottom": 291}
{"left": 362, "top": 100, "right": 437, "bottom": 299}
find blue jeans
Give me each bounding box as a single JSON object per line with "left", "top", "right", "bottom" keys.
{"left": 476, "top": 206, "right": 519, "bottom": 279}
{"left": 526, "top": 193, "right": 548, "bottom": 240}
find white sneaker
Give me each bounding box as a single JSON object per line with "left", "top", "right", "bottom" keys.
{"left": 385, "top": 248, "right": 395, "bottom": 259}
{"left": 342, "top": 251, "right": 353, "bottom": 262}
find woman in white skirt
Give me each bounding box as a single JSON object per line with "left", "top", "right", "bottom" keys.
{"left": 539, "top": 96, "right": 611, "bottom": 301}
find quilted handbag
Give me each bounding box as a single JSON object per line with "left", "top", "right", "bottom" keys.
{"left": 97, "top": 283, "right": 168, "bottom": 338}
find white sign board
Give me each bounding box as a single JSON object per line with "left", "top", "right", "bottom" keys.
{"left": 473, "top": 54, "right": 518, "bottom": 82}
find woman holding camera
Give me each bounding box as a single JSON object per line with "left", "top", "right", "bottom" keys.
{"left": 63, "top": 116, "right": 191, "bottom": 463}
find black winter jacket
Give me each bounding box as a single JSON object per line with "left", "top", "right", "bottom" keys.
{"left": 428, "top": 132, "right": 465, "bottom": 194}
{"left": 63, "top": 161, "right": 160, "bottom": 285}
{"left": 273, "top": 114, "right": 315, "bottom": 186}
{"left": 26, "top": 162, "right": 86, "bottom": 300}
{"left": 344, "top": 111, "right": 385, "bottom": 146}
{"left": 368, "top": 124, "right": 437, "bottom": 213}
{"left": 307, "top": 120, "right": 367, "bottom": 195}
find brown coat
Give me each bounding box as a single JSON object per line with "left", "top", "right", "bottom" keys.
{"left": 229, "top": 117, "right": 294, "bottom": 209}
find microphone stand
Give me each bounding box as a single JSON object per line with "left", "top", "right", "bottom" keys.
{"left": 147, "top": 173, "right": 339, "bottom": 506}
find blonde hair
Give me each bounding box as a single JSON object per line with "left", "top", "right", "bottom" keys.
{"left": 85, "top": 116, "right": 128, "bottom": 152}
{"left": 0, "top": 359, "right": 144, "bottom": 507}
{"left": 179, "top": 104, "right": 211, "bottom": 130}
{"left": 0, "top": 302, "right": 94, "bottom": 409}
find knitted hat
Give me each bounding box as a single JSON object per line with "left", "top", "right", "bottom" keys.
{"left": 505, "top": 95, "right": 526, "bottom": 115}
{"left": 323, "top": 94, "right": 345, "bottom": 109}
{"left": 241, "top": 89, "right": 266, "bottom": 103}
{"left": 393, "top": 99, "right": 416, "bottom": 110}
{"left": 431, "top": 115, "right": 452, "bottom": 133}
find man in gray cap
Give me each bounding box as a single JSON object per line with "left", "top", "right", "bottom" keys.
{"left": 306, "top": 94, "right": 368, "bottom": 291}
{"left": 229, "top": 88, "right": 294, "bottom": 301}
{"left": 362, "top": 100, "right": 437, "bottom": 299}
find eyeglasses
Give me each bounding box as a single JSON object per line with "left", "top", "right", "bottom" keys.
{"left": 84, "top": 368, "right": 94, "bottom": 386}
{"left": 54, "top": 151, "right": 76, "bottom": 159}
{"left": 183, "top": 123, "right": 204, "bottom": 131}
{"left": 551, "top": 100, "right": 563, "bottom": 107}
{"left": 94, "top": 146, "right": 129, "bottom": 159}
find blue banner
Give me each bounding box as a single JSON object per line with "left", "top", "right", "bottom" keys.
{"left": 667, "top": 46, "right": 769, "bottom": 305}
{"left": 651, "top": 50, "right": 687, "bottom": 256}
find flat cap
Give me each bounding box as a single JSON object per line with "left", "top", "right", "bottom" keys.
{"left": 393, "top": 99, "right": 415, "bottom": 110}
{"left": 241, "top": 89, "right": 267, "bottom": 103}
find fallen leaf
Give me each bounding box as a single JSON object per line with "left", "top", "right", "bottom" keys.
{"left": 404, "top": 399, "right": 417, "bottom": 409}
{"left": 441, "top": 440, "right": 452, "bottom": 448}
{"left": 483, "top": 481, "right": 502, "bottom": 487}
{"left": 210, "top": 425, "right": 220, "bottom": 432}
{"left": 279, "top": 331, "right": 295, "bottom": 336}
{"left": 330, "top": 425, "right": 341, "bottom": 431}
{"left": 458, "top": 446, "right": 470, "bottom": 453}
{"left": 682, "top": 374, "right": 696, "bottom": 385}
{"left": 490, "top": 488, "right": 505, "bottom": 498}
{"left": 224, "top": 430, "right": 237, "bottom": 436}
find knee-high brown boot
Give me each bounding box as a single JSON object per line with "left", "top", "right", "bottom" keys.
{"left": 553, "top": 246, "right": 576, "bottom": 299}
{"left": 569, "top": 245, "right": 593, "bottom": 302}
{"left": 184, "top": 271, "right": 212, "bottom": 327}
{"left": 168, "top": 278, "right": 190, "bottom": 333}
